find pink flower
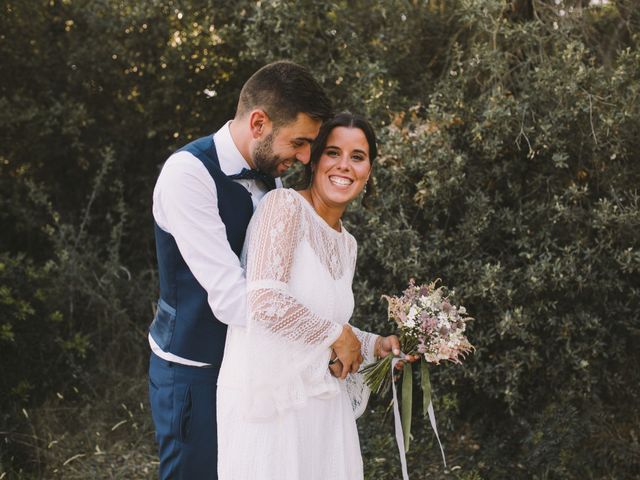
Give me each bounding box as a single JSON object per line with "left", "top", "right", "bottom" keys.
{"left": 426, "top": 317, "right": 438, "bottom": 330}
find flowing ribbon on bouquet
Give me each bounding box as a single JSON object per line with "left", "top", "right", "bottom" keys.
{"left": 391, "top": 354, "right": 446, "bottom": 480}
{"left": 420, "top": 359, "right": 447, "bottom": 468}
{"left": 390, "top": 355, "right": 410, "bottom": 480}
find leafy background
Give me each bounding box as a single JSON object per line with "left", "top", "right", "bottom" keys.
{"left": 1, "top": 0, "right": 639, "bottom": 478}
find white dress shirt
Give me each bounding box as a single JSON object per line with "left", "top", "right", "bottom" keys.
{"left": 149, "top": 121, "right": 282, "bottom": 366}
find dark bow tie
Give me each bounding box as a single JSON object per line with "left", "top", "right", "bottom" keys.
{"left": 228, "top": 168, "right": 276, "bottom": 191}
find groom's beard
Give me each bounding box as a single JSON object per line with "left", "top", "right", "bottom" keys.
{"left": 253, "top": 132, "right": 293, "bottom": 178}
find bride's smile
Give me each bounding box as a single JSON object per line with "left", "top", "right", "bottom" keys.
{"left": 329, "top": 174, "right": 354, "bottom": 187}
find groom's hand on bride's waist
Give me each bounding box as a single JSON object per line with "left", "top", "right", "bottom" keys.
{"left": 331, "top": 325, "right": 362, "bottom": 380}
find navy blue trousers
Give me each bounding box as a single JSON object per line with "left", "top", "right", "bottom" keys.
{"left": 149, "top": 353, "right": 220, "bottom": 480}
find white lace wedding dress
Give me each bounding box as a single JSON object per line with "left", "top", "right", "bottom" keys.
{"left": 217, "top": 188, "right": 378, "bottom": 480}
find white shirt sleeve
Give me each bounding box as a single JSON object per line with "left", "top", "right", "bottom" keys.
{"left": 153, "top": 151, "right": 247, "bottom": 327}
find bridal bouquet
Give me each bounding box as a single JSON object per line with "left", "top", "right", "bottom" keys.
{"left": 362, "top": 279, "right": 473, "bottom": 472}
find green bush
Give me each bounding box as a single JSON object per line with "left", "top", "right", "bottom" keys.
{"left": 0, "top": 155, "right": 156, "bottom": 476}
{"left": 347, "top": 2, "right": 640, "bottom": 478}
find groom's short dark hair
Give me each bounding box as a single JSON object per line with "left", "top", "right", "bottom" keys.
{"left": 235, "top": 61, "right": 333, "bottom": 128}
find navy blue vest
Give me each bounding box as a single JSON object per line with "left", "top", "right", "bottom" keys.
{"left": 149, "top": 135, "right": 254, "bottom": 365}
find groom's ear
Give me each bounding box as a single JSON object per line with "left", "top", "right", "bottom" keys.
{"left": 248, "top": 109, "right": 271, "bottom": 139}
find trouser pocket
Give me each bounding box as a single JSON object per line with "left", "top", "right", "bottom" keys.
{"left": 178, "top": 384, "right": 192, "bottom": 443}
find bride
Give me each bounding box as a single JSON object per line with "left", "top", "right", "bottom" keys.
{"left": 217, "top": 112, "right": 408, "bottom": 479}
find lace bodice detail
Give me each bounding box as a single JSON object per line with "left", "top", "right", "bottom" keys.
{"left": 225, "top": 188, "right": 376, "bottom": 419}
{"left": 247, "top": 188, "right": 356, "bottom": 282}
{"left": 245, "top": 189, "right": 356, "bottom": 345}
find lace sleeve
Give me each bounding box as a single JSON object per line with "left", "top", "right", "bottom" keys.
{"left": 352, "top": 327, "right": 379, "bottom": 365}
{"left": 243, "top": 189, "right": 343, "bottom": 420}
{"left": 340, "top": 327, "right": 376, "bottom": 419}
{"left": 245, "top": 189, "right": 343, "bottom": 347}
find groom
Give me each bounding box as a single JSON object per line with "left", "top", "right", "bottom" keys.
{"left": 148, "top": 61, "right": 364, "bottom": 479}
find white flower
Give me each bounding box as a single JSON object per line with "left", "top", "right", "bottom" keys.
{"left": 408, "top": 305, "right": 418, "bottom": 321}
{"left": 459, "top": 306, "right": 466, "bottom": 315}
